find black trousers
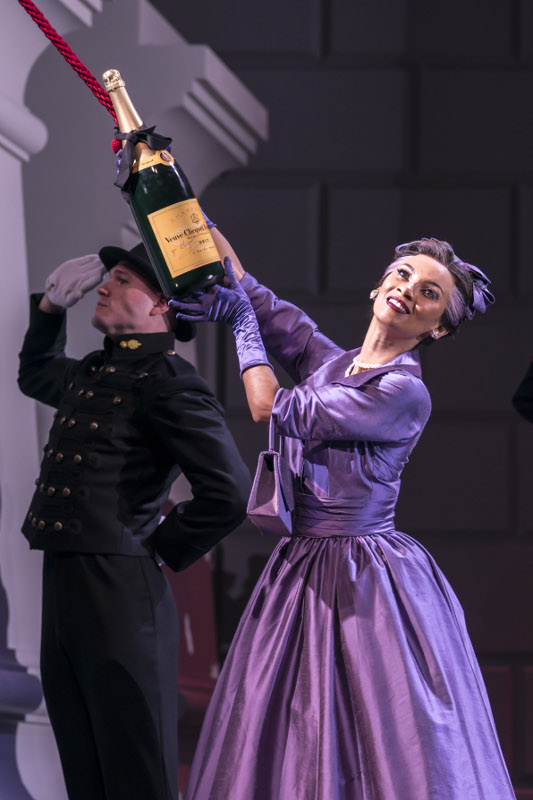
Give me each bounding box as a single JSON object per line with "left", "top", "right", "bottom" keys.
{"left": 41, "top": 552, "right": 179, "bottom": 800}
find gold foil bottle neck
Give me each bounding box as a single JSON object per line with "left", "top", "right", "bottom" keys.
{"left": 102, "top": 69, "right": 124, "bottom": 92}
{"left": 102, "top": 69, "right": 143, "bottom": 133}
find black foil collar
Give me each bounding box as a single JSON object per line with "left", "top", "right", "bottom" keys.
{"left": 114, "top": 125, "right": 172, "bottom": 201}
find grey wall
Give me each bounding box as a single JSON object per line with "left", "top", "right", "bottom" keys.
{"left": 152, "top": 0, "right": 533, "bottom": 792}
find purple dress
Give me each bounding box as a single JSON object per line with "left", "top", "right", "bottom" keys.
{"left": 185, "top": 274, "right": 515, "bottom": 800}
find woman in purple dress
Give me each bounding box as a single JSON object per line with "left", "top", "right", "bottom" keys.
{"left": 173, "top": 234, "right": 515, "bottom": 800}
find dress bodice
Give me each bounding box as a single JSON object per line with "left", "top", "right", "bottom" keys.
{"left": 241, "top": 272, "right": 432, "bottom": 532}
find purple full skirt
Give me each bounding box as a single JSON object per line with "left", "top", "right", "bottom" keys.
{"left": 185, "top": 532, "right": 515, "bottom": 800}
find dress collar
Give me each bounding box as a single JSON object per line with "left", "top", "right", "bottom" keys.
{"left": 346, "top": 347, "right": 422, "bottom": 378}
{"left": 103, "top": 332, "right": 176, "bottom": 360}
{"left": 344, "top": 347, "right": 422, "bottom": 383}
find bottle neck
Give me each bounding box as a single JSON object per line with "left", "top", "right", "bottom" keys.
{"left": 108, "top": 86, "right": 143, "bottom": 133}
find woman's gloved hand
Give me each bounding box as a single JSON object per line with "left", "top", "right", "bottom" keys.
{"left": 169, "top": 257, "right": 272, "bottom": 377}
{"left": 45, "top": 254, "right": 107, "bottom": 309}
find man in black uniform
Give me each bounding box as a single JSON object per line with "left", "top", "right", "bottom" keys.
{"left": 18, "top": 244, "right": 250, "bottom": 800}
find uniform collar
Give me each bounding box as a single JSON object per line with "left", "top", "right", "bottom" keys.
{"left": 103, "top": 332, "right": 176, "bottom": 359}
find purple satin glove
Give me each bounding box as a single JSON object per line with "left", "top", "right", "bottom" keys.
{"left": 169, "top": 257, "right": 272, "bottom": 377}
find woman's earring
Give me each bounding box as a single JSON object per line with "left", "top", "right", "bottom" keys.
{"left": 431, "top": 330, "right": 440, "bottom": 339}
{"left": 369, "top": 289, "right": 378, "bottom": 300}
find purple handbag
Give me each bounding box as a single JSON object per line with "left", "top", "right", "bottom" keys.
{"left": 247, "top": 415, "right": 295, "bottom": 536}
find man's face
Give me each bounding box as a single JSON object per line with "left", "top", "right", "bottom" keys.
{"left": 92, "top": 263, "right": 167, "bottom": 335}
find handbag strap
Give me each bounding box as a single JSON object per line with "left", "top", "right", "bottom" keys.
{"left": 268, "top": 414, "right": 276, "bottom": 451}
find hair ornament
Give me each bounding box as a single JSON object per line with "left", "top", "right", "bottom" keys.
{"left": 456, "top": 260, "right": 495, "bottom": 319}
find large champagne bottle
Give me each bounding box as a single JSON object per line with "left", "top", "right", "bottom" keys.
{"left": 103, "top": 69, "right": 224, "bottom": 298}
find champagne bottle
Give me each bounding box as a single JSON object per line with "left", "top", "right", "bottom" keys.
{"left": 103, "top": 69, "right": 224, "bottom": 298}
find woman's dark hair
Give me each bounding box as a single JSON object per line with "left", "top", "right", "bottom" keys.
{"left": 377, "top": 238, "right": 475, "bottom": 344}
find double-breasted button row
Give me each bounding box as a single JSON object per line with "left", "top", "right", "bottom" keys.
{"left": 56, "top": 418, "right": 102, "bottom": 433}
{"left": 44, "top": 449, "right": 87, "bottom": 465}
{"left": 46, "top": 452, "right": 83, "bottom": 463}
{"left": 28, "top": 512, "right": 71, "bottom": 534}
{"left": 59, "top": 416, "right": 78, "bottom": 427}
{"left": 59, "top": 415, "right": 106, "bottom": 430}
{"left": 41, "top": 486, "right": 72, "bottom": 497}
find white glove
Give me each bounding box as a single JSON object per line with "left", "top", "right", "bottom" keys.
{"left": 45, "top": 254, "right": 106, "bottom": 309}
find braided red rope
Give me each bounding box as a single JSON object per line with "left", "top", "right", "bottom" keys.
{"left": 18, "top": 0, "right": 122, "bottom": 152}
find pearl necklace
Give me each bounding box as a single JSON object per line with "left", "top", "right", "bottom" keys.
{"left": 345, "top": 355, "right": 385, "bottom": 376}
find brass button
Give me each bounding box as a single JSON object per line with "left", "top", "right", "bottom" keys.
{"left": 113, "top": 396, "right": 123, "bottom": 405}
{"left": 55, "top": 453, "right": 64, "bottom": 462}
{"left": 120, "top": 340, "right": 127, "bottom": 349}
{"left": 53, "top": 522, "right": 63, "bottom": 532}
{"left": 166, "top": 349, "right": 176, "bottom": 356}
{"left": 86, "top": 391, "right": 94, "bottom": 399}
{"left": 90, "top": 365, "right": 98, "bottom": 373}
{"left": 68, "top": 419, "right": 77, "bottom": 428}
{"left": 47, "top": 486, "right": 56, "bottom": 496}
{"left": 90, "top": 422, "right": 99, "bottom": 431}
{"left": 73, "top": 454, "right": 82, "bottom": 464}
{"left": 62, "top": 487, "right": 71, "bottom": 497}
{"left": 105, "top": 366, "right": 116, "bottom": 374}
{"left": 37, "top": 520, "right": 46, "bottom": 530}
{"left": 60, "top": 416, "right": 67, "bottom": 424}
{"left": 78, "top": 388, "right": 85, "bottom": 396}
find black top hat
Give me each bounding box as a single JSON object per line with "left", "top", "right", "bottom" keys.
{"left": 98, "top": 242, "right": 195, "bottom": 342}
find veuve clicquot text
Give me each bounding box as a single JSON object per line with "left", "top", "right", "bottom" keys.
{"left": 103, "top": 69, "right": 224, "bottom": 298}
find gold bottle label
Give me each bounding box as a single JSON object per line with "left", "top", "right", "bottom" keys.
{"left": 148, "top": 198, "right": 219, "bottom": 278}
{"left": 131, "top": 149, "right": 175, "bottom": 173}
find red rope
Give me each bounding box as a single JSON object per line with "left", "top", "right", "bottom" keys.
{"left": 18, "top": 0, "right": 122, "bottom": 152}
